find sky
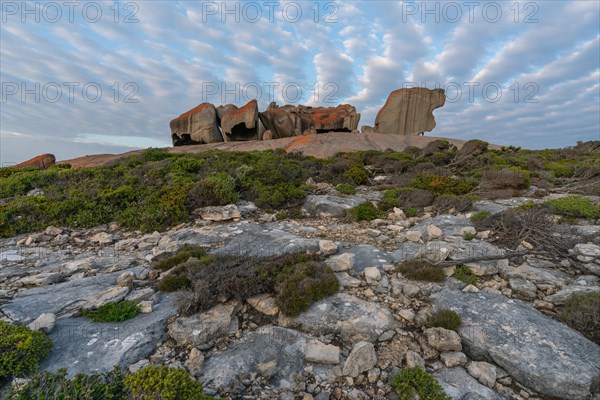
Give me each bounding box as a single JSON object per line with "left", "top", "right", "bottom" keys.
{"left": 1, "top": 0, "right": 599, "bottom": 164}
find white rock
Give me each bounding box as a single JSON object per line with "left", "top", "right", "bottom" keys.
{"left": 319, "top": 240, "right": 338, "bottom": 255}
{"left": 139, "top": 301, "right": 153, "bottom": 313}
{"left": 467, "top": 361, "right": 497, "bottom": 388}
{"left": 424, "top": 327, "right": 462, "bottom": 352}
{"left": 441, "top": 351, "right": 467, "bottom": 367}
{"left": 462, "top": 284, "right": 479, "bottom": 293}
{"left": 405, "top": 230, "right": 422, "bottom": 243}
{"left": 27, "top": 313, "right": 56, "bottom": 334}
{"left": 304, "top": 341, "right": 340, "bottom": 365}
{"left": 426, "top": 225, "right": 443, "bottom": 239}
{"left": 343, "top": 341, "right": 377, "bottom": 377}
{"left": 364, "top": 266, "right": 382, "bottom": 281}
{"left": 198, "top": 204, "right": 242, "bottom": 222}
{"left": 326, "top": 253, "right": 355, "bottom": 272}
{"left": 460, "top": 226, "right": 477, "bottom": 236}
{"left": 90, "top": 232, "right": 115, "bottom": 245}
{"left": 246, "top": 293, "right": 280, "bottom": 316}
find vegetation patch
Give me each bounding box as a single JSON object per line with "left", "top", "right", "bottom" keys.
{"left": 124, "top": 365, "right": 213, "bottom": 400}
{"left": 396, "top": 259, "right": 446, "bottom": 283}
{"left": 392, "top": 367, "right": 451, "bottom": 400}
{"left": 0, "top": 321, "right": 53, "bottom": 381}
{"left": 83, "top": 300, "right": 140, "bottom": 323}
{"left": 545, "top": 196, "right": 600, "bottom": 220}
{"left": 411, "top": 173, "right": 476, "bottom": 196}
{"left": 346, "top": 202, "right": 384, "bottom": 222}
{"left": 152, "top": 245, "right": 213, "bottom": 272}
{"left": 171, "top": 252, "right": 338, "bottom": 317}
{"left": 557, "top": 292, "right": 600, "bottom": 345}
{"left": 427, "top": 309, "right": 462, "bottom": 332}
{"left": 158, "top": 274, "right": 192, "bottom": 292}
{"left": 470, "top": 210, "right": 491, "bottom": 223}
{"left": 452, "top": 264, "right": 477, "bottom": 286}
{"left": 335, "top": 183, "right": 356, "bottom": 195}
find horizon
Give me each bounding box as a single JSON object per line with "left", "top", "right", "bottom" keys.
{"left": 1, "top": 1, "right": 599, "bottom": 164}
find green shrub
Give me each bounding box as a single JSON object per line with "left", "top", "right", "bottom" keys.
{"left": 7, "top": 366, "right": 127, "bottom": 400}
{"left": 395, "top": 188, "right": 435, "bottom": 208}
{"left": 379, "top": 189, "right": 400, "bottom": 210}
{"left": 275, "top": 261, "right": 340, "bottom": 317}
{"left": 397, "top": 259, "right": 446, "bottom": 283}
{"left": 545, "top": 196, "right": 600, "bottom": 219}
{"left": 83, "top": 301, "right": 140, "bottom": 323}
{"left": 404, "top": 207, "right": 418, "bottom": 217}
{"left": 545, "top": 161, "right": 574, "bottom": 177}
{"left": 124, "top": 365, "right": 212, "bottom": 400}
{"left": 427, "top": 309, "right": 462, "bottom": 331}
{"left": 346, "top": 202, "right": 384, "bottom": 222}
{"left": 141, "top": 147, "right": 171, "bottom": 162}
{"left": 152, "top": 246, "right": 212, "bottom": 272}
{"left": 344, "top": 163, "right": 370, "bottom": 185}
{"left": 158, "top": 275, "right": 191, "bottom": 292}
{"left": 0, "top": 321, "right": 53, "bottom": 381}
{"left": 452, "top": 265, "right": 477, "bottom": 286}
{"left": 470, "top": 211, "right": 491, "bottom": 223}
{"left": 411, "top": 173, "right": 476, "bottom": 196}
{"left": 392, "top": 367, "right": 451, "bottom": 400}
{"left": 463, "top": 231, "right": 476, "bottom": 241}
{"left": 335, "top": 183, "right": 356, "bottom": 195}
{"left": 557, "top": 292, "right": 600, "bottom": 344}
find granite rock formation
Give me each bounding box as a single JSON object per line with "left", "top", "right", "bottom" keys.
{"left": 13, "top": 153, "right": 56, "bottom": 169}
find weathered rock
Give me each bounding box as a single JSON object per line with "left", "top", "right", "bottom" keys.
{"left": 424, "top": 327, "right": 462, "bottom": 352}
{"left": 278, "top": 293, "right": 396, "bottom": 346}
{"left": 302, "top": 195, "right": 366, "bottom": 218}
{"left": 83, "top": 286, "right": 130, "bottom": 311}
{"left": 258, "top": 108, "right": 297, "bottom": 139}
{"left": 343, "top": 341, "right": 377, "bottom": 377}
{"left": 221, "top": 100, "right": 259, "bottom": 141}
{"left": 216, "top": 104, "right": 237, "bottom": 121}
{"left": 246, "top": 293, "right": 279, "bottom": 316}
{"left": 27, "top": 312, "right": 56, "bottom": 333}
{"left": 197, "top": 204, "right": 241, "bottom": 222}
{"left": 90, "top": 232, "right": 115, "bottom": 245}
{"left": 405, "top": 350, "right": 425, "bottom": 369}
{"left": 441, "top": 351, "right": 467, "bottom": 367}
{"left": 374, "top": 88, "right": 445, "bottom": 135}
{"left": 170, "top": 102, "right": 223, "bottom": 145}
{"left": 326, "top": 253, "right": 355, "bottom": 272}
{"left": 436, "top": 367, "right": 505, "bottom": 400}
{"left": 575, "top": 243, "right": 600, "bottom": 257}
{"left": 184, "top": 347, "right": 205, "bottom": 377}
{"left": 40, "top": 294, "right": 177, "bottom": 376}
{"left": 467, "top": 361, "right": 497, "bottom": 388}
{"left": 432, "top": 289, "right": 600, "bottom": 399}
{"left": 167, "top": 300, "right": 241, "bottom": 349}
{"left": 426, "top": 224, "right": 443, "bottom": 239}
{"left": 304, "top": 340, "right": 340, "bottom": 364}
{"left": 318, "top": 240, "right": 338, "bottom": 255}
{"left": 13, "top": 153, "right": 56, "bottom": 169}
{"left": 364, "top": 266, "right": 381, "bottom": 282}
{"left": 508, "top": 277, "right": 537, "bottom": 300}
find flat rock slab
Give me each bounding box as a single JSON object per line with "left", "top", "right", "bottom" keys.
{"left": 278, "top": 293, "right": 396, "bottom": 346}
{"left": 473, "top": 198, "right": 541, "bottom": 215}
{"left": 341, "top": 244, "right": 394, "bottom": 273}
{"left": 432, "top": 289, "right": 600, "bottom": 400}
{"left": 410, "top": 215, "right": 473, "bottom": 237}
{"left": 302, "top": 195, "right": 366, "bottom": 218}
{"left": 201, "top": 326, "right": 333, "bottom": 390}
{"left": 1, "top": 267, "right": 145, "bottom": 323}
{"left": 39, "top": 293, "right": 177, "bottom": 376}
{"left": 436, "top": 367, "right": 506, "bottom": 400}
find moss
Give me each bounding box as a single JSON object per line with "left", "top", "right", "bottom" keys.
{"left": 335, "top": 183, "right": 356, "bottom": 195}
{"left": 397, "top": 259, "right": 446, "bottom": 283}
{"left": 275, "top": 261, "right": 340, "bottom": 317}
{"left": 346, "top": 202, "right": 384, "bottom": 221}
{"left": 557, "top": 292, "right": 600, "bottom": 345}
{"left": 545, "top": 196, "right": 600, "bottom": 219}
{"left": 452, "top": 264, "right": 477, "bottom": 286}
{"left": 83, "top": 301, "right": 140, "bottom": 323}
{"left": 124, "top": 365, "right": 213, "bottom": 400}
{"left": 392, "top": 367, "right": 452, "bottom": 400}
{"left": 427, "top": 309, "right": 462, "bottom": 331}
{"left": 0, "top": 321, "right": 53, "bottom": 381}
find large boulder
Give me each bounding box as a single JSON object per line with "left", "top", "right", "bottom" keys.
{"left": 170, "top": 102, "right": 223, "bottom": 146}
{"left": 374, "top": 88, "right": 445, "bottom": 135}
{"left": 259, "top": 104, "right": 360, "bottom": 137}
{"left": 302, "top": 195, "right": 366, "bottom": 218}
{"left": 431, "top": 289, "right": 600, "bottom": 400}
{"left": 13, "top": 153, "right": 56, "bottom": 169}
{"left": 220, "top": 100, "right": 260, "bottom": 141}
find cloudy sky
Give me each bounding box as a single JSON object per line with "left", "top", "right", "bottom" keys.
{"left": 1, "top": 0, "right": 599, "bottom": 164}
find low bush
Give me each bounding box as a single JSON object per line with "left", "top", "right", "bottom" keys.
{"left": 452, "top": 265, "right": 477, "bottom": 286}
{"left": 158, "top": 274, "right": 192, "bottom": 292}
{"left": 392, "top": 367, "right": 451, "bottom": 400}
{"left": 396, "top": 188, "right": 435, "bottom": 208}
{"left": 83, "top": 300, "right": 140, "bottom": 323}
{"left": 0, "top": 321, "right": 53, "bottom": 381}
{"left": 463, "top": 231, "right": 476, "bottom": 241}
{"left": 470, "top": 210, "right": 491, "bottom": 223}
{"left": 411, "top": 173, "right": 477, "bottom": 196}
{"left": 7, "top": 366, "right": 127, "bottom": 400}
{"left": 545, "top": 196, "right": 600, "bottom": 219}
{"left": 346, "top": 202, "right": 384, "bottom": 222}
{"left": 379, "top": 189, "right": 400, "bottom": 211}
{"left": 427, "top": 309, "right": 462, "bottom": 331}
{"left": 335, "top": 183, "right": 356, "bottom": 195}
{"left": 557, "top": 292, "right": 600, "bottom": 345}
{"left": 124, "top": 365, "right": 213, "bottom": 400}
{"left": 152, "top": 245, "right": 213, "bottom": 272}
{"left": 433, "top": 194, "right": 474, "bottom": 213}
{"left": 396, "top": 259, "right": 446, "bottom": 283}
{"left": 404, "top": 207, "right": 418, "bottom": 218}
{"left": 174, "top": 253, "right": 338, "bottom": 317}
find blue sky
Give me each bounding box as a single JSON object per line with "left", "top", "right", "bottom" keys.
{"left": 1, "top": 0, "right": 599, "bottom": 164}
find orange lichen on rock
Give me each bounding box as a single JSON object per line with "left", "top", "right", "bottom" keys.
{"left": 12, "top": 154, "right": 56, "bottom": 169}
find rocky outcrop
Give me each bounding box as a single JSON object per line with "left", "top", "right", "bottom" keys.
{"left": 170, "top": 103, "right": 223, "bottom": 146}
{"left": 220, "top": 100, "right": 261, "bottom": 142}
{"left": 374, "top": 88, "right": 445, "bottom": 135}
{"left": 13, "top": 153, "right": 56, "bottom": 169}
